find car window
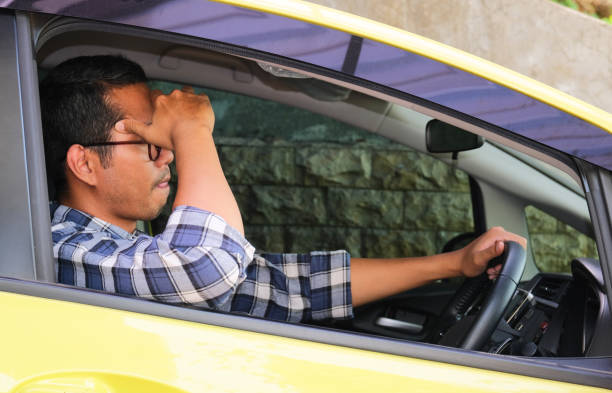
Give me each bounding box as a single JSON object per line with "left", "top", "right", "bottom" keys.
{"left": 525, "top": 205, "right": 599, "bottom": 273}
{"left": 148, "top": 80, "right": 474, "bottom": 258}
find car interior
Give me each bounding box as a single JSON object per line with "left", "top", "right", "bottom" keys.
{"left": 32, "top": 14, "right": 611, "bottom": 361}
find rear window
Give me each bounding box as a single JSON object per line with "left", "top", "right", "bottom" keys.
{"left": 525, "top": 205, "right": 599, "bottom": 273}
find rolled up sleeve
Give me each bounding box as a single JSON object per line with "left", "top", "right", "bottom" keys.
{"left": 54, "top": 205, "right": 255, "bottom": 308}
{"left": 225, "top": 250, "right": 353, "bottom": 322}
{"left": 53, "top": 203, "right": 353, "bottom": 322}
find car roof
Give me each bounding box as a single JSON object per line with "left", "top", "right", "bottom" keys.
{"left": 3, "top": 0, "right": 612, "bottom": 169}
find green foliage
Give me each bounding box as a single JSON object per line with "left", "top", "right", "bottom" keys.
{"left": 555, "top": 0, "right": 579, "bottom": 9}
{"left": 550, "top": 0, "right": 612, "bottom": 24}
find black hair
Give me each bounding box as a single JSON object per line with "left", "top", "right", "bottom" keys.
{"left": 39, "top": 55, "right": 147, "bottom": 199}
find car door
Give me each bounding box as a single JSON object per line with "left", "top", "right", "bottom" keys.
{"left": 0, "top": 1, "right": 611, "bottom": 392}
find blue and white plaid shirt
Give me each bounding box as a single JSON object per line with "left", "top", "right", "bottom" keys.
{"left": 51, "top": 203, "right": 353, "bottom": 322}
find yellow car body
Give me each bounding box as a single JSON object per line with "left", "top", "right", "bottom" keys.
{"left": 0, "top": 1, "right": 610, "bottom": 392}
{"left": 2, "top": 292, "right": 604, "bottom": 393}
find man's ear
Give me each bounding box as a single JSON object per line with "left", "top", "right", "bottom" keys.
{"left": 64, "top": 144, "right": 100, "bottom": 187}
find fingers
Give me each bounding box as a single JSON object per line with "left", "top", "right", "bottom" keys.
{"left": 181, "top": 86, "right": 211, "bottom": 103}
{"left": 480, "top": 239, "right": 504, "bottom": 263}
{"left": 180, "top": 86, "right": 211, "bottom": 100}
{"left": 115, "top": 119, "right": 148, "bottom": 136}
{"left": 487, "top": 264, "right": 502, "bottom": 280}
{"left": 122, "top": 86, "right": 215, "bottom": 151}
{"left": 460, "top": 226, "right": 528, "bottom": 279}
{"left": 487, "top": 226, "right": 527, "bottom": 250}
{"left": 498, "top": 230, "right": 527, "bottom": 250}
{"left": 496, "top": 239, "right": 504, "bottom": 255}
{"left": 181, "top": 85, "right": 195, "bottom": 94}
{"left": 480, "top": 228, "right": 526, "bottom": 279}
{"left": 480, "top": 228, "right": 527, "bottom": 265}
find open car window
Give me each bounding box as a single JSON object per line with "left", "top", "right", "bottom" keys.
{"left": 149, "top": 81, "right": 475, "bottom": 259}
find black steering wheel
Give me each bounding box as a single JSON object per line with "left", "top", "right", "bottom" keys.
{"left": 436, "top": 241, "right": 526, "bottom": 350}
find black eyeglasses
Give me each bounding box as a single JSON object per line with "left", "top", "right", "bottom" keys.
{"left": 83, "top": 141, "right": 162, "bottom": 161}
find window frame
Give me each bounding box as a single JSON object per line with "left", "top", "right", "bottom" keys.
{"left": 2, "top": 10, "right": 611, "bottom": 388}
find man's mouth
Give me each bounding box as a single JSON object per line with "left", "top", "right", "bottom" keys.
{"left": 156, "top": 177, "right": 170, "bottom": 188}
{"left": 155, "top": 171, "right": 171, "bottom": 189}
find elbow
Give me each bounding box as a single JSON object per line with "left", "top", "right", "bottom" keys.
{"left": 187, "top": 249, "right": 249, "bottom": 309}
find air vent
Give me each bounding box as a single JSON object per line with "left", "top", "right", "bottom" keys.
{"left": 533, "top": 276, "right": 570, "bottom": 303}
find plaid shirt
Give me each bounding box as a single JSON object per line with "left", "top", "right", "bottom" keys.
{"left": 50, "top": 203, "right": 353, "bottom": 322}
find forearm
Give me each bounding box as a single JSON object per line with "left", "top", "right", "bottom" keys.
{"left": 173, "top": 132, "right": 244, "bottom": 234}
{"left": 350, "top": 229, "right": 528, "bottom": 307}
{"left": 350, "top": 251, "right": 462, "bottom": 307}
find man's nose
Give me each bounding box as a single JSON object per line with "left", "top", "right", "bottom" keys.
{"left": 155, "top": 148, "right": 174, "bottom": 167}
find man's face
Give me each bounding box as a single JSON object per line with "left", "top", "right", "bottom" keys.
{"left": 97, "top": 83, "right": 173, "bottom": 222}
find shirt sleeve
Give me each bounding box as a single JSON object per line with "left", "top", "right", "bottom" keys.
{"left": 225, "top": 250, "right": 353, "bottom": 322}
{"left": 53, "top": 205, "right": 255, "bottom": 308}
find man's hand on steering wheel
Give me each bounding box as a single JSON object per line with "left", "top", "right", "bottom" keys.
{"left": 437, "top": 232, "right": 528, "bottom": 350}
{"left": 458, "top": 227, "right": 527, "bottom": 279}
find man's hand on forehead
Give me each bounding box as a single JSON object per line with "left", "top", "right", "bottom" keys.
{"left": 115, "top": 86, "right": 215, "bottom": 151}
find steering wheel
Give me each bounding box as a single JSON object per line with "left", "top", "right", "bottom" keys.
{"left": 436, "top": 241, "right": 526, "bottom": 350}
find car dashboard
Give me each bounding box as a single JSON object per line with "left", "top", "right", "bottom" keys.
{"left": 345, "top": 258, "right": 611, "bottom": 358}
{"left": 488, "top": 258, "right": 611, "bottom": 357}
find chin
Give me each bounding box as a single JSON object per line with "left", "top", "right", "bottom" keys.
{"left": 140, "top": 204, "right": 164, "bottom": 221}
{"left": 148, "top": 191, "right": 170, "bottom": 219}
{"left": 152, "top": 199, "right": 169, "bottom": 219}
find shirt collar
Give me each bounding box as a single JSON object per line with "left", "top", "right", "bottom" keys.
{"left": 50, "top": 202, "right": 139, "bottom": 240}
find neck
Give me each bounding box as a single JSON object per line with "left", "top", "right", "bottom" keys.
{"left": 59, "top": 193, "right": 137, "bottom": 233}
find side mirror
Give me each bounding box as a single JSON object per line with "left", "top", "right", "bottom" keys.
{"left": 426, "top": 120, "right": 484, "bottom": 154}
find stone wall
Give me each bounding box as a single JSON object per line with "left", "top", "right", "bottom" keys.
{"left": 223, "top": 138, "right": 472, "bottom": 258}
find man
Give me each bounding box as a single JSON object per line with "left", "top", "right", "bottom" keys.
{"left": 42, "top": 55, "right": 526, "bottom": 322}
